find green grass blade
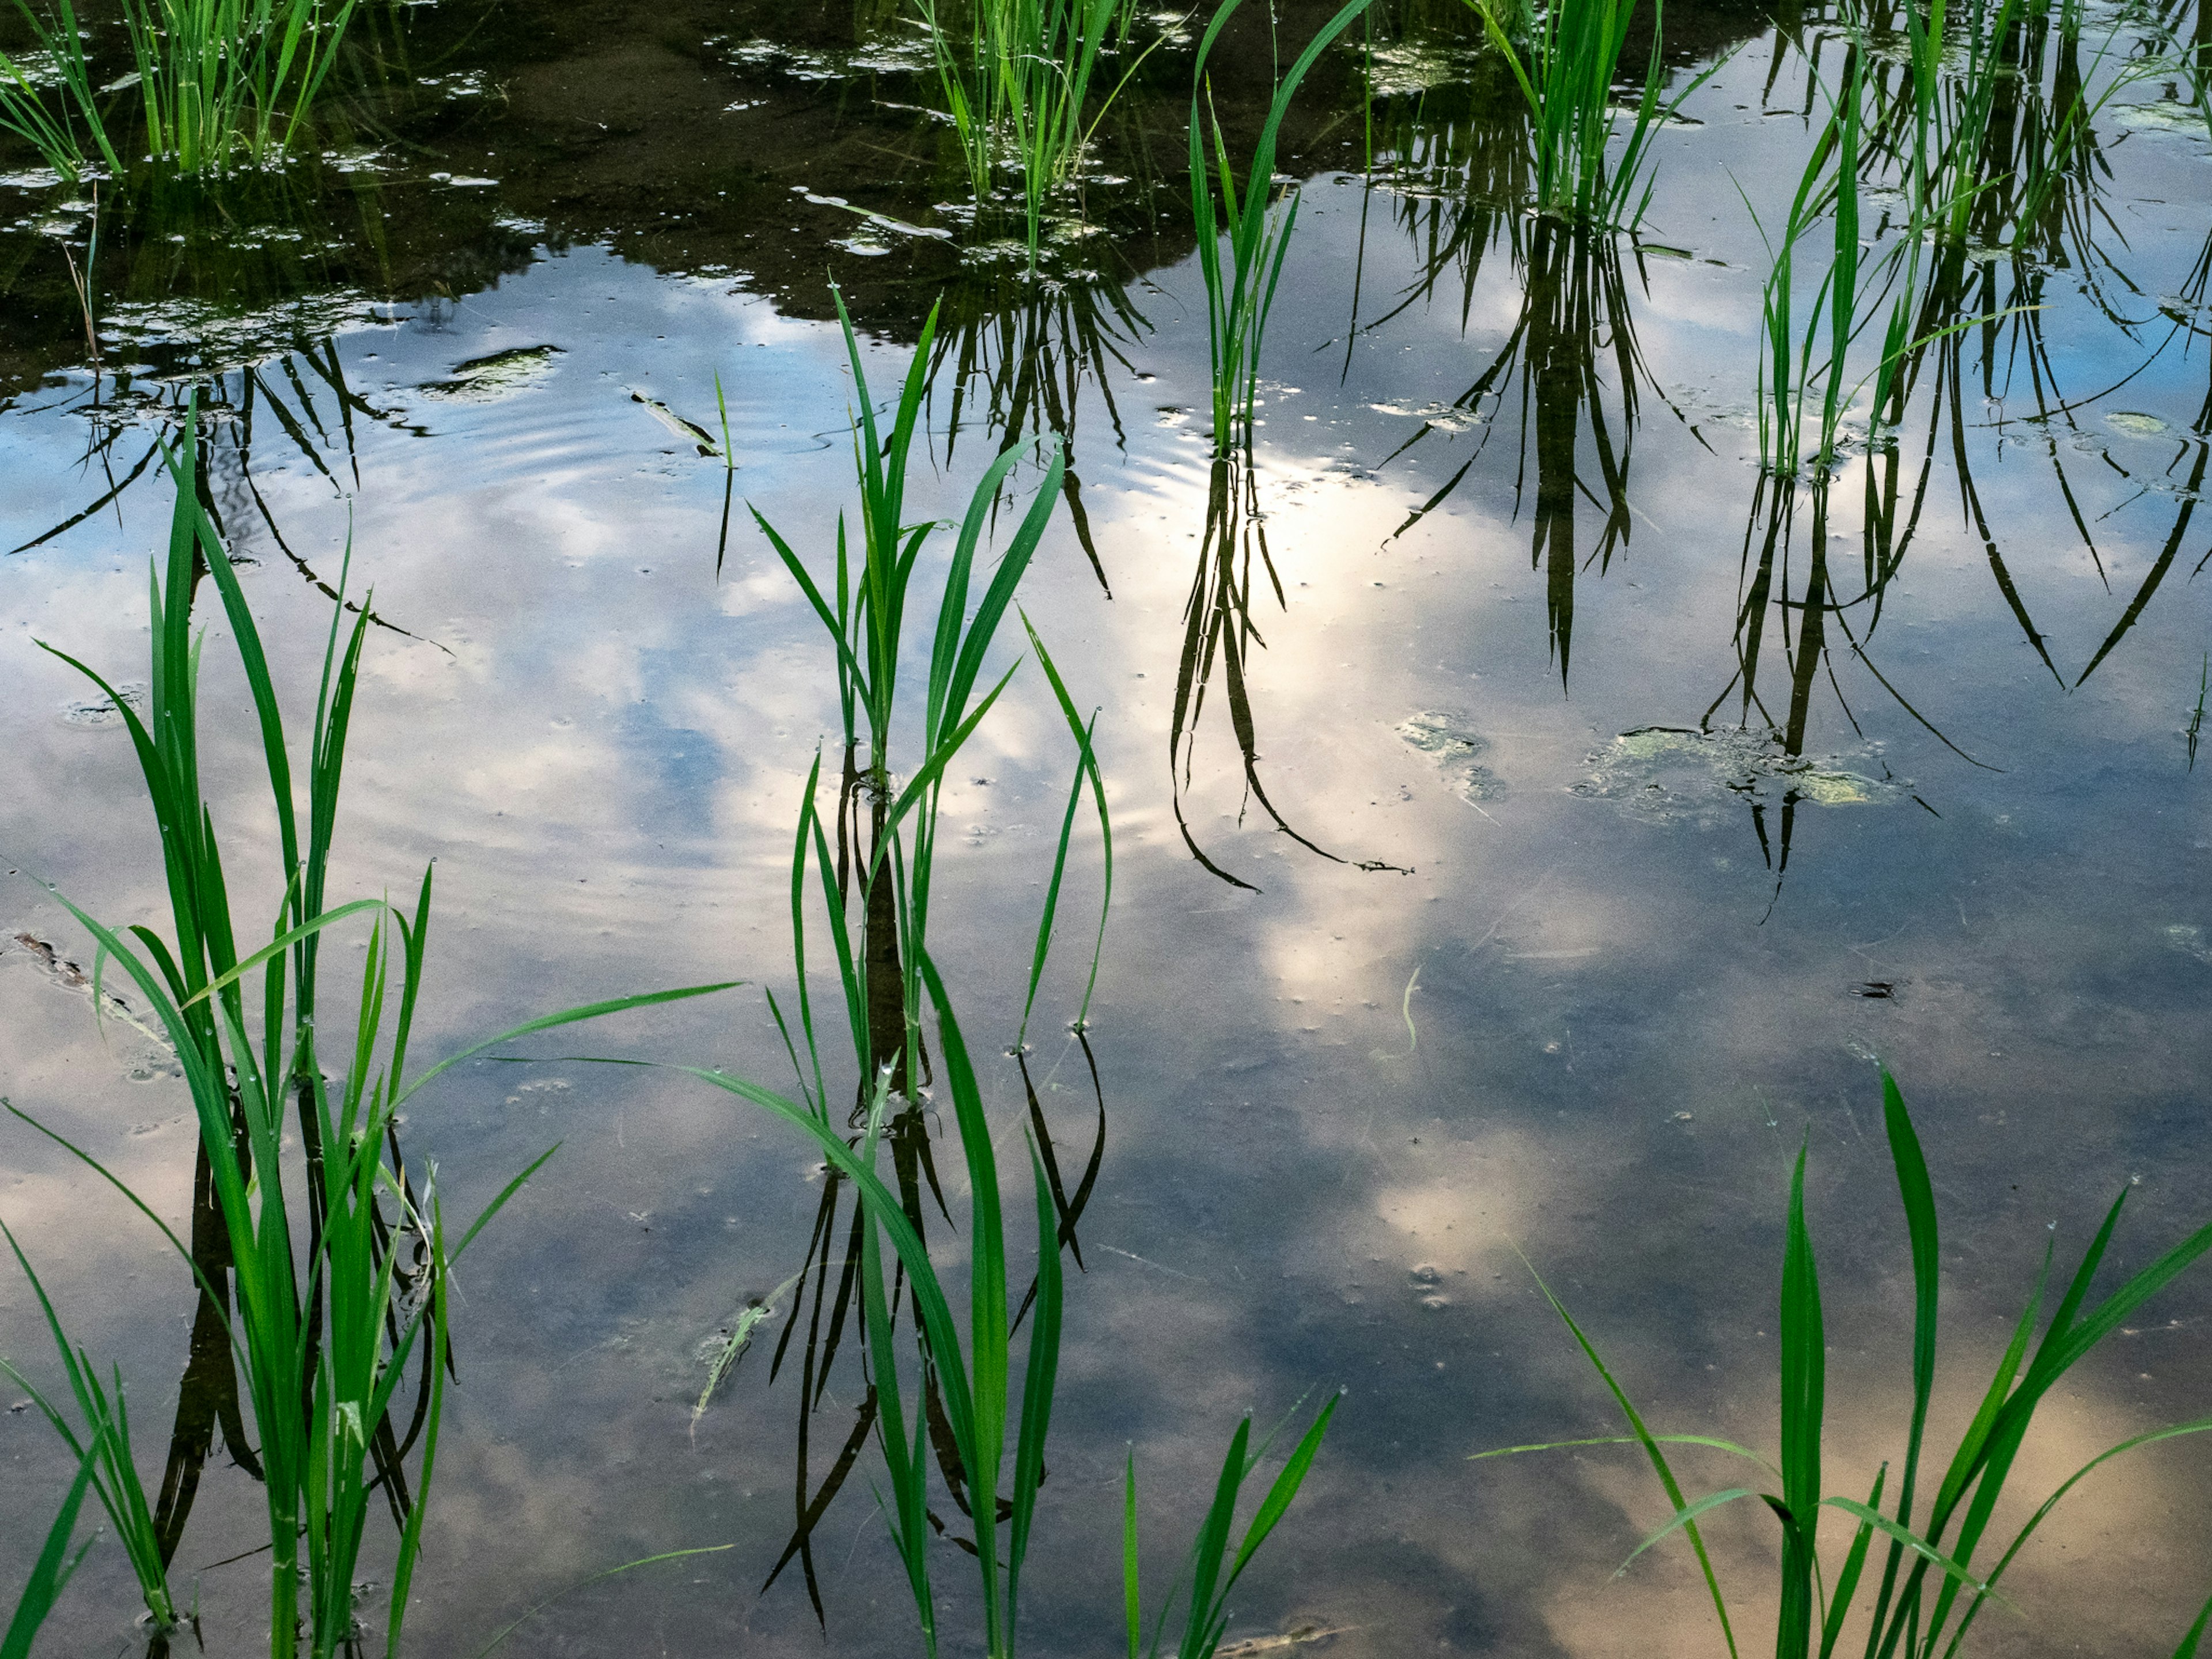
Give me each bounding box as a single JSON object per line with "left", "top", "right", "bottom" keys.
{"left": 392, "top": 982, "right": 741, "bottom": 1107}
{"left": 2175, "top": 1593, "right": 2212, "bottom": 1659}
{"left": 1517, "top": 1253, "right": 1741, "bottom": 1658}
{"left": 1615, "top": 1488, "right": 1762, "bottom": 1577}
{"left": 1820, "top": 1465, "right": 1885, "bottom": 1659}
{"left": 1778, "top": 1138, "right": 1825, "bottom": 1659}
{"left": 1224, "top": 1391, "right": 1338, "bottom": 1587}
{"left": 1007, "top": 1134, "right": 1065, "bottom": 1639}
{"left": 1819, "top": 1499, "right": 2008, "bottom": 1611}
{"left": 1126, "top": 1452, "right": 1142, "bottom": 1659}
{"left": 1470, "top": 1433, "right": 1778, "bottom": 1479}
{"left": 1, "top": 1430, "right": 103, "bottom": 1659}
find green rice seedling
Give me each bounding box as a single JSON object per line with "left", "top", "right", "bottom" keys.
{"left": 749, "top": 286, "right": 1080, "bottom": 1106}
{"left": 0, "top": 1224, "right": 176, "bottom": 1631}
{"left": 1456, "top": 0, "right": 1719, "bottom": 225}
{"left": 1122, "top": 1396, "right": 1340, "bottom": 1659}
{"left": 1190, "top": 0, "right": 1376, "bottom": 459}
{"left": 1, "top": 1431, "right": 104, "bottom": 1659}
{"left": 0, "top": 0, "right": 123, "bottom": 181}
{"left": 119, "top": 0, "right": 361, "bottom": 172}
{"left": 1477, "top": 1069, "right": 2212, "bottom": 1659}
{"left": 1744, "top": 58, "right": 1883, "bottom": 478}
{"left": 665, "top": 959, "right": 1332, "bottom": 1659}
{"left": 734, "top": 287, "right": 1111, "bottom": 1612}
{"left": 921, "top": 0, "right": 1156, "bottom": 267}
{"left": 15, "top": 413, "right": 733, "bottom": 1658}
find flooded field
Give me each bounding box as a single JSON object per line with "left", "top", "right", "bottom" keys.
{"left": 3, "top": 0, "right": 2211, "bottom": 1653}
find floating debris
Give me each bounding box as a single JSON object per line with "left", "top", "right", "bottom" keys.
{"left": 630, "top": 390, "right": 719, "bottom": 455}
{"left": 1397, "top": 711, "right": 1504, "bottom": 804}
{"left": 1371, "top": 399, "right": 1484, "bottom": 434}
{"left": 418, "top": 344, "right": 565, "bottom": 403}
{"left": 1363, "top": 37, "right": 1484, "bottom": 96}
{"left": 2104, "top": 410, "right": 2174, "bottom": 439}
{"left": 1573, "top": 725, "right": 1903, "bottom": 823}
{"left": 1216, "top": 1622, "right": 1354, "bottom": 1659}
{"left": 59, "top": 681, "right": 146, "bottom": 729}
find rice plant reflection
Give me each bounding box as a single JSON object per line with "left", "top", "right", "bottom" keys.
{"left": 1385, "top": 217, "right": 1668, "bottom": 687}
{"left": 928, "top": 270, "right": 1156, "bottom": 595}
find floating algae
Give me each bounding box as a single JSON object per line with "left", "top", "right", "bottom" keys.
{"left": 1573, "top": 725, "right": 1902, "bottom": 823}
{"left": 418, "top": 344, "right": 565, "bottom": 403}
{"left": 1397, "top": 711, "right": 1504, "bottom": 804}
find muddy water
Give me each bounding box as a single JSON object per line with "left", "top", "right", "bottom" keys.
{"left": 3, "top": 0, "right": 2211, "bottom": 1654}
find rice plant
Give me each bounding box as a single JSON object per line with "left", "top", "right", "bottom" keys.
{"left": 121, "top": 0, "right": 361, "bottom": 172}
{"left": 0, "top": 1224, "right": 177, "bottom": 1633}
{"left": 1, "top": 1431, "right": 104, "bottom": 1659}
{"left": 921, "top": 0, "right": 1154, "bottom": 267}
{"left": 0, "top": 0, "right": 123, "bottom": 181}
{"left": 672, "top": 963, "right": 1334, "bottom": 1659}
{"left": 732, "top": 288, "right": 1113, "bottom": 1609}
{"left": 9, "top": 408, "right": 732, "bottom": 1658}
{"left": 1190, "top": 0, "right": 1376, "bottom": 458}
{"left": 1478, "top": 1069, "right": 2212, "bottom": 1658}
{"left": 1122, "top": 1395, "right": 1340, "bottom": 1659}
{"left": 0, "top": 0, "right": 357, "bottom": 177}
{"left": 1744, "top": 54, "right": 1918, "bottom": 479}
{"left": 1455, "top": 0, "right": 1717, "bottom": 225}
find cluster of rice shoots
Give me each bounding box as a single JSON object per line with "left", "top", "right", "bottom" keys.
{"left": 1454, "top": 0, "right": 1717, "bottom": 225}
{"left": 1190, "top": 0, "right": 1376, "bottom": 457}
{"left": 1480, "top": 1069, "right": 2212, "bottom": 1659}
{"left": 0, "top": 0, "right": 357, "bottom": 180}
{"left": 2, "top": 408, "right": 730, "bottom": 1657}
{"left": 921, "top": 0, "right": 1153, "bottom": 268}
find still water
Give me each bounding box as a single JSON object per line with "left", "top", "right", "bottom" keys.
{"left": 3, "top": 0, "right": 2211, "bottom": 1652}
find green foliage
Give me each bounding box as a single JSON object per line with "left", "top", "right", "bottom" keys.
{"left": 12, "top": 411, "right": 734, "bottom": 1659}
{"left": 749, "top": 288, "right": 1099, "bottom": 1100}
{"left": 121, "top": 0, "right": 361, "bottom": 172}
{"left": 0, "top": 1431, "right": 103, "bottom": 1659}
{"left": 675, "top": 968, "right": 1066, "bottom": 1659}
{"left": 0, "top": 0, "right": 123, "bottom": 181}
{"left": 1745, "top": 55, "right": 1929, "bottom": 479}
{"left": 0, "top": 0, "right": 356, "bottom": 178}
{"left": 1124, "top": 1397, "right": 1340, "bottom": 1659}
{"left": 1480, "top": 1069, "right": 2212, "bottom": 1658}
{"left": 677, "top": 965, "right": 1336, "bottom": 1659}
{"left": 1189, "top": 0, "right": 1376, "bottom": 456}
{"left": 921, "top": 0, "right": 1152, "bottom": 266}
{"left": 0, "top": 1222, "right": 176, "bottom": 1631}
{"left": 1456, "top": 0, "right": 1713, "bottom": 225}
